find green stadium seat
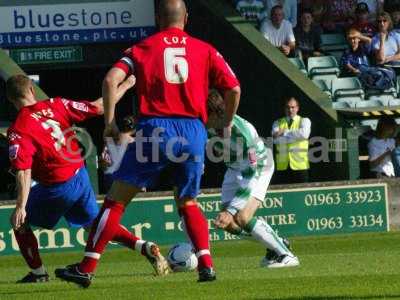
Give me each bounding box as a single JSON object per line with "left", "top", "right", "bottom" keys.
{"left": 335, "top": 96, "right": 363, "bottom": 108}
{"left": 389, "top": 98, "right": 400, "bottom": 106}
{"left": 331, "top": 77, "right": 364, "bottom": 101}
{"left": 332, "top": 101, "right": 351, "bottom": 110}
{"left": 288, "top": 57, "right": 308, "bottom": 75}
{"left": 312, "top": 79, "right": 332, "bottom": 97}
{"left": 355, "top": 100, "right": 383, "bottom": 108}
{"left": 311, "top": 74, "right": 338, "bottom": 87}
{"left": 365, "top": 86, "right": 397, "bottom": 99}
{"left": 360, "top": 119, "right": 378, "bottom": 130}
{"left": 308, "top": 56, "right": 340, "bottom": 79}
{"left": 367, "top": 95, "right": 393, "bottom": 106}
{"left": 320, "top": 34, "right": 348, "bottom": 52}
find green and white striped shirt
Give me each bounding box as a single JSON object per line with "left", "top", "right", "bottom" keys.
{"left": 208, "top": 115, "right": 269, "bottom": 178}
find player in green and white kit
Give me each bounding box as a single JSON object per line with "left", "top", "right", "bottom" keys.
{"left": 207, "top": 90, "right": 299, "bottom": 268}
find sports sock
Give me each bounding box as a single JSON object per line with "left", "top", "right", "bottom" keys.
{"left": 244, "top": 218, "right": 291, "bottom": 256}
{"left": 179, "top": 204, "right": 213, "bottom": 270}
{"left": 13, "top": 227, "right": 44, "bottom": 272}
{"left": 112, "top": 224, "right": 145, "bottom": 253}
{"left": 79, "top": 198, "right": 125, "bottom": 273}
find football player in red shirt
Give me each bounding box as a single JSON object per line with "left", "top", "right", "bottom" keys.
{"left": 56, "top": 0, "right": 240, "bottom": 286}
{"left": 7, "top": 75, "right": 162, "bottom": 284}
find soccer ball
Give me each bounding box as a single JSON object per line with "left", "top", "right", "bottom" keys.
{"left": 167, "top": 242, "right": 198, "bottom": 272}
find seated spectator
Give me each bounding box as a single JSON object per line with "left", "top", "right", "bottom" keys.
{"left": 236, "top": 0, "right": 265, "bottom": 25}
{"left": 260, "top": 5, "right": 296, "bottom": 56}
{"left": 340, "top": 28, "right": 371, "bottom": 75}
{"left": 262, "top": 0, "right": 298, "bottom": 27}
{"left": 358, "top": 0, "right": 384, "bottom": 20}
{"left": 351, "top": 2, "right": 376, "bottom": 37}
{"left": 322, "top": 0, "right": 357, "bottom": 33}
{"left": 368, "top": 117, "right": 396, "bottom": 178}
{"left": 372, "top": 12, "right": 400, "bottom": 65}
{"left": 391, "top": 5, "right": 400, "bottom": 32}
{"left": 299, "top": 0, "right": 327, "bottom": 25}
{"left": 294, "top": 9, "right": 323, "bottom": 60}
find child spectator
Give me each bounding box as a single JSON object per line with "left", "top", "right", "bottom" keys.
{"left": 340, "top": 28, "right": 371, "bottom": 75}
{"left": 294, "top": 9, "right": 323, "bottom": 60}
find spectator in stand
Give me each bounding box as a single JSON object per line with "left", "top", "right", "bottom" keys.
{"left": 299, "top": 0, "right": 326, "bottom": 25}
{"left": 261, "top": 0, "right": 298, "bottom": 27}
{"left": 236, "top": 0, "right": 265, "bottom": 26}
{"left": 372, "top": 12, "right": 400, "bottom": 65}
{"left": 351, "top": 2, "right": 376, "bottom": 37}
{"left": 368, "top": 117, "right": 397, "bottom": 178}
{"left": 391, "top": 5, "right": 400, "bottom": 32}
{"left": 260, "top": 5, "right": 296, "bottom": 56}
{"left": 384, "top": 0, "right": 400, "bottom": 12}
{"left": 294, "top": 9, "right": 323, "bottom": 60}
{"left": 340, "top": 28, "right": 371, "bottom": 76}
{"left": 322, "top": 0, "right": 357, "bottom": 33}
{"left": 357, "top": 0, "right": 384, "bottom": 20}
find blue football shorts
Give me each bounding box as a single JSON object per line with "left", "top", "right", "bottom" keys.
{"left": 26, "top": 167, "right": 99, "bottom": 229}
{"left": 113, "top": 117, "right": 207, "bottom": 199}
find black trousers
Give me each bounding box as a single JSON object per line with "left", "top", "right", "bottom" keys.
{"left": 273, "top": 169, "right": 309, "bottom": 184}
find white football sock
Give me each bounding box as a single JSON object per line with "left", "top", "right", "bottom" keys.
{"left": 246, "top": 218, "right": 291, "bottom": 256}
{"left": 31, "top": 265, "right": 46, "bottom": 275}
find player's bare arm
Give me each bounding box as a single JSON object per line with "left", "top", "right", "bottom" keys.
{"left": 223, "top": 86, "right": 241, "bottom": 136}
{"left": 93, "top": 75, "right": 136, "bottom": 116}
{"left": 102, "top": 67, "right": 132, "bottom": 124}
{"left": 11, "top": 169, "right": 32, "bottom": 230}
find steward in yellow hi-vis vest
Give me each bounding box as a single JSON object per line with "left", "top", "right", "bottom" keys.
{"left": 275, "top": 115, "right": 309, "bottom": 171}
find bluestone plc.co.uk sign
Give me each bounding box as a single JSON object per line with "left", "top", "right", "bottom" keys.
{"left": 0, "top": 0, "right": 156, "bottom": 47}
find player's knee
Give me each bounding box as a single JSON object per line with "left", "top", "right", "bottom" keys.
{"left": 234, "top": 211, "right": 251, "bottom": 228}
{"left": 177, "top": 197, "right": 198, "bottom": 208}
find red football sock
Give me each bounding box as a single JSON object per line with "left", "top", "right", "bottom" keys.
{"left": 112, "top": 224, "right": 143, "bottom": 251}
{"left": 179, "top": 204, "right": 213, "bottom": 270}
{"left": 79, "top": 198, "right": 125, "bottom": 273}
{"left": 14, "top": 227, "right": 43, "bottom": 270}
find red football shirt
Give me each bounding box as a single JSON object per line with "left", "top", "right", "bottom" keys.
{"left": 113, "top": 27, "right": 240, "bottom": 123}
{"left": 8, "top": 97, "right": 99, "bottom": 185}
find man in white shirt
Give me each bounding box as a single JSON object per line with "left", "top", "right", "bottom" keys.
{"left": 272, "top": 97, "right": 311, "bottom": 183}
{"left": 260, "top": 5, "right": 296, "bottom": 56}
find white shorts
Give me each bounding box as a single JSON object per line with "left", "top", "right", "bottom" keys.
{"left": 221, "top": 153, "right": 274, "bottom": 215}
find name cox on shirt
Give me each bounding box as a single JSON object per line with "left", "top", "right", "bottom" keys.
{"left": 163, "top": 36, "right": 187, "bottom": 45}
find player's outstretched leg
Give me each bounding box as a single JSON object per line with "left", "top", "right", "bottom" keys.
{"left": 55, "top": 195, "right": 169, "bottom": 287}
{"left": 179, "top": 201, "right": 216, "bottom": 282}
{"left": 14, "top": 226, "right": 49, "bottom": 283}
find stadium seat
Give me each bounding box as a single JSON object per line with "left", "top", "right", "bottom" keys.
{"left": 308, "top": 56, "right": 340, "bottom": 79}
{"left": 312, "top": 79, "right": 332, "bottom": 97}
{"left": 331, "top": 77, "right": 364, "bottom": 101}
{"left": 389, "top": 98, "right": 400, "bottom": 106}
{"left": 332, "top": 101, "right": 351, "bottom": 110}
{"left": 335, "top": 96, "right": 362, "bottom": 108}
{"left": 355, "top": 100, "right": 383, "bottom": 108}
{"left": 320, "top": 34, "right": 348, "bottom": 51}
{"left": 288, "top": 57, "right": 308, "bottom": 75}
{"left": 367, "top": 95, "right": 393, "bottom": 106}
{"left": 365, "top": 86, "right": 397, "bottom": 99}
{"left": 360, "top": 119, "right": 378, "bottom": 130}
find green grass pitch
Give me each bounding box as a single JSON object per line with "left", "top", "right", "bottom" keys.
{"left": 1, "top": 232, "right": 399, "bottom": 300}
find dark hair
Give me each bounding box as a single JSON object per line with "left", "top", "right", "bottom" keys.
{"left": 6, "top": 74, "right": 32, "bottom": 103}
{"left": 376, "top": 116, "right": 396, "bottom": 137}
{"left": 207, "top": 89, "right": 225, "bottom": 117}
{"left": 121, "top": 115, "right": 136, "bottom": 132}
{"left": 271, "top": 5, "right": 283, "bottom": 16}
{"left": 284, "top": 97, "right": 300, "bottom": 107}
{"left": 376, "top": 11, "right": 393, "bottom": 32}
{"left": 301, "top": 8, "right": 313, "bottom": 16}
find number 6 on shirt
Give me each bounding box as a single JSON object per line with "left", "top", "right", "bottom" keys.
{"left": 164, "top": 47, "right": 188, "bottom": 84}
